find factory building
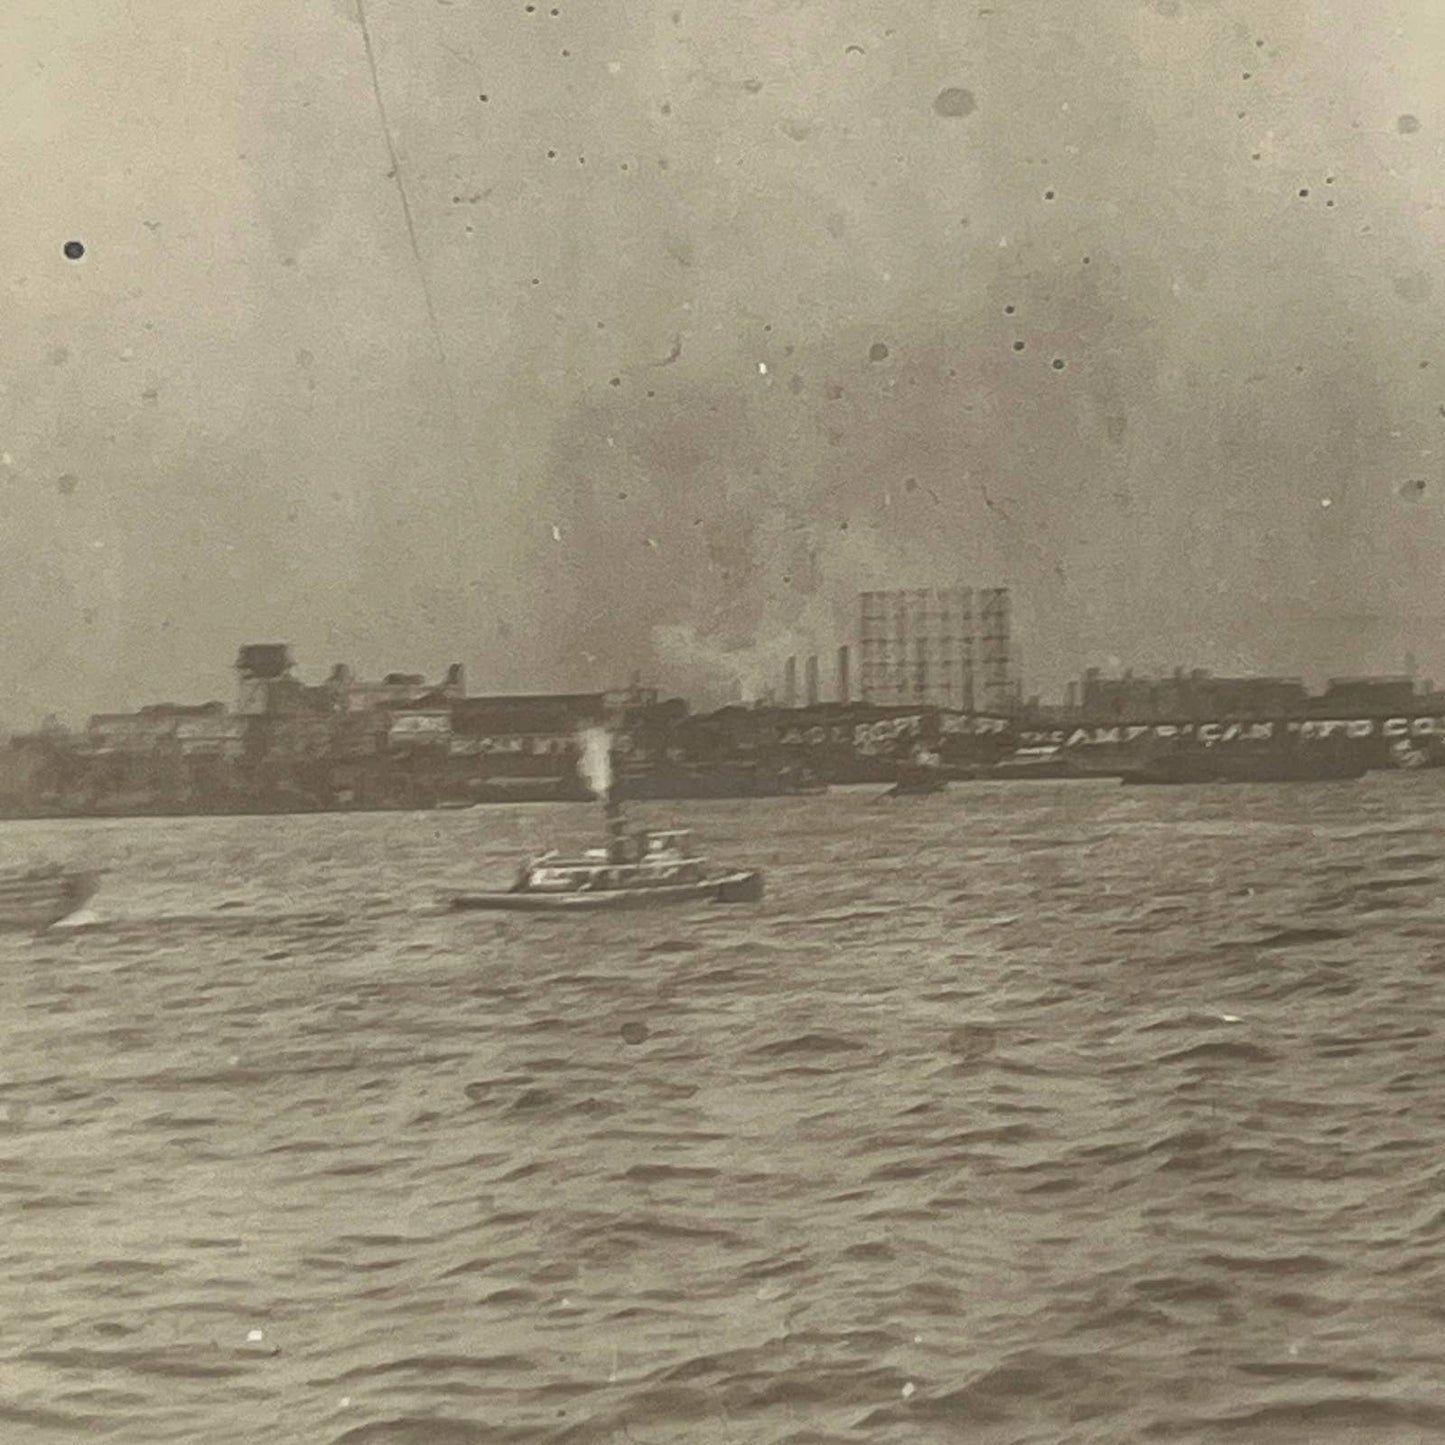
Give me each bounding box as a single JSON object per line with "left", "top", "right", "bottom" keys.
{"left": 1072, "top": 668, "right": 1312, "bottom": 720}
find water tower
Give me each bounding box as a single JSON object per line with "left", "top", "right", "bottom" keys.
{"left": 235, "top": 644, "right": 294, "bottom": 716}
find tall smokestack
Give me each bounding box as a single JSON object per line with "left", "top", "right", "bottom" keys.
{"left": 804, "top": 655, "right": 819, "bottom": 707}
{"left": 783, "top": 656, "right": 798, "bottom": 708}
{"left": 837, "top": 645, "right": 851, "bottom": 704}
{"left": 604, "top": 792, "right": 628, "bottom": 861}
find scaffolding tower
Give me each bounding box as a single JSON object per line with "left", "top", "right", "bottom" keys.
{"left": 977, "top": 587, "right": 1012, "bottom": 712}
{"left": 857, "top": 589, "right": 979, "bottom": 709}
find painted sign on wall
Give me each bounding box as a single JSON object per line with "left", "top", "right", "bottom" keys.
{"left": 1017, "top": 716, "right": 1445, "bottom": 749}
{"left": 449, "top": 735, "right": 575, "bottom": 757}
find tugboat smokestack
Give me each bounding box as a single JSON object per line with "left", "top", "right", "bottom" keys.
{"left": 604, "top": 788, "right": 628, "bottom": 861}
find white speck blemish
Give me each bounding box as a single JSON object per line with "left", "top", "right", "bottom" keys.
{"left": 758, "top": 362, "right": 768, "bottom": 374}
{"left": 902, "top": 1381, "right": 916, "bottom": 1398}
{"left": 247, "top": 1329, "right": 264, "bottom": 1343}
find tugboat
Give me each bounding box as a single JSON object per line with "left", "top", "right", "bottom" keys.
{"left": 448, "top": 724, "right": 763, "bottom": 913}
{"left": 0, "top": 864, "right": 100, "bottom": 931}
{"left": 448, "top": 793, "right": 764, "bottom": 912}
{"left": 883, "top": 744, "right": 949, "bottom": 798}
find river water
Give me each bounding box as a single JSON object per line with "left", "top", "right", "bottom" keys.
{"left": 3, "top": 778, "right": 1445, "bottom": 1444}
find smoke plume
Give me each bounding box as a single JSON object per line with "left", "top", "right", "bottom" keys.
{"left": 577, "top": 726, "right": 613, "bottom": 800}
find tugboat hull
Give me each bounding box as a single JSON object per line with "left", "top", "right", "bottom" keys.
{"left": 448, "top": 870, "right": 764, "bottom": 913}
{"left": 884, "top": 776, "right": 949, "bottom": 797}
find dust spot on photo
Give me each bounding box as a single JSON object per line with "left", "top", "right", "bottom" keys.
{"left": 1393, "top": 272, "right": 1432, "bottom": 305}
{"left": 933, "top": 87, "right": 976, "bottom": 119}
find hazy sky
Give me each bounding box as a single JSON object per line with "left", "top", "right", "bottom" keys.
{"left": 3, "top": 0, "right": 1441, "bottom": 722}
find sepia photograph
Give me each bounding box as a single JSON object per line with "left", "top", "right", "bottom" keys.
{"left": 2, "top": 1, "right": 1442, "bottom": 1441}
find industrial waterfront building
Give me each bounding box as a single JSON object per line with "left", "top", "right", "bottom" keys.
{"left": 3, "top": 627, "right": 1445, "bottom": 818}
{"left": 775, "top": 585, "right": 1019, "bottom": 718}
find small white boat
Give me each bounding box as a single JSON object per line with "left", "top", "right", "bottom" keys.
{"left": 0, "top": 865, "right": 100, "bottom": 931}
